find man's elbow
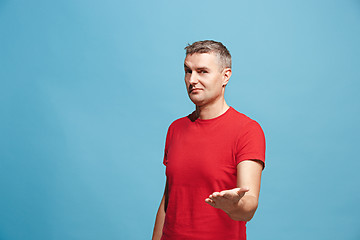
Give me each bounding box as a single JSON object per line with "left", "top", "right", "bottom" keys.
{"left": 228, "top": 200, "right": 258, "bottom": 222}
{"left": 229, "top": 210, "right": 256, "bottom": 222}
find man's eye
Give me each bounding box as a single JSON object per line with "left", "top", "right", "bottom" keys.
{"left": 199, "top": 70, "right": 207, "bottom": 74}
{"left": 185, "top": 69, "right": 192, "bottom": 74}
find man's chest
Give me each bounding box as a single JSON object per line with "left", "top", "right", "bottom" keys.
{"left": 165, "top": 128, "right": 238, "bottom": 186}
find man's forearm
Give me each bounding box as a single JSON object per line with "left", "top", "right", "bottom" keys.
{"left": 152, "top": 195, "right": 166, "bottom": 240}
{"left": 226, "top": 195, "right": 258, "bottom": 222}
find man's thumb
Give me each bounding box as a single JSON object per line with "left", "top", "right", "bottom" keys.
{"left": 236, "top": 187, "right": 250, "bottom": 196}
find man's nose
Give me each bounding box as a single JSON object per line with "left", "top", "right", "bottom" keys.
{"left": 189, "top": 72, "right": 199, "bottom": 84}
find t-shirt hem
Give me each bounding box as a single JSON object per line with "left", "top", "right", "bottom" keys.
{"left": 236, "top": 155, "right": 265, "bottom": 169}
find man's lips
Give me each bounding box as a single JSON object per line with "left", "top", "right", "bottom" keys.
{"left": 189, "top": 88, "right": 203, "bottom": 93}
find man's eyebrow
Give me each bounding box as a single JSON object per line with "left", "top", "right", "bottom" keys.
{"left": 184, "top": 64, "right": 210, "bottom": 70}
{"left": 196, "top": 67, "right": 210, "bottom": 70}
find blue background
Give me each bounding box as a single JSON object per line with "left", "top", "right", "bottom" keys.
{"left": 1, "top": 0, "right": 360, "bottom": 239}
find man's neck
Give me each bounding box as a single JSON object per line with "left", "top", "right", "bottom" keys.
{"left": 195, "top": 99, "right": 230, "bottom": 120}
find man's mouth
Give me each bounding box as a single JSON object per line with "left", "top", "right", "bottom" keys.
{"left": 189, "top": 86, "right": 202, "bottom": 93}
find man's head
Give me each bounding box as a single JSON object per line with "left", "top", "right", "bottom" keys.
{"left": 184, "top": 40, "right": 231, "bottom": 71}
{"left": 184, "top": 40, "right": 232, "bottom": 107}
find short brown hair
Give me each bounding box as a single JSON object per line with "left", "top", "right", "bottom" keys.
{"left": 184, "top": 40, "right": 232, "bottom": 70}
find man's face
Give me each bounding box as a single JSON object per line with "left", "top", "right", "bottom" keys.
{"left": 184, "top": 53, "right": 230, "bottom": 107}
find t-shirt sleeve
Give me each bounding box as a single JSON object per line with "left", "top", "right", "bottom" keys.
{"left": 235, "top": 120, "right": 266, "bottom": 167}
{"left": 163, "top": 124, "right": 172, "bottom": 166}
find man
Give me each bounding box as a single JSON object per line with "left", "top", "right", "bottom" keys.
{"left": 152, "top": 40, "right": 266, "bottom": 240}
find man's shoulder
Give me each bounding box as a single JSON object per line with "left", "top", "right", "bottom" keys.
{"left": 167, "top": 107, "right": 261, "bottom": 129}
{"left": 172, "top": 115, "right": 190, "bottom": 125}
{"left": 228, "top": 107, "right": 258, "bottom": 125}
{"left": 167, "top": 114, "right": 192, "bottom": 130}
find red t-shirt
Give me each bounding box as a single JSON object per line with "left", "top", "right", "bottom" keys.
{"left": 162, "top": 107, "right": 266, "bottom": 240}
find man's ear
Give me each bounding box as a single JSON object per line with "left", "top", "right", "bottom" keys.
{"left": 222, "top": 68, "right": 232, "bottom": 86}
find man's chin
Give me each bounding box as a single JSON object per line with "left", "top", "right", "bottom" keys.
{"left": 189, "top": 98, "right": 205, "bottom": 106}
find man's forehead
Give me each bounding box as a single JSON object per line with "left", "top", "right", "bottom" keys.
{"left": 184, "top": 52, "right": 218, "bottom": 68}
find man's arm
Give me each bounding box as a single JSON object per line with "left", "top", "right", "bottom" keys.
{"left": 152, "top": 179, "right": 168, "bottom": 240}
{"left": 205, "top": 160, "right": 263, "bottom": 221}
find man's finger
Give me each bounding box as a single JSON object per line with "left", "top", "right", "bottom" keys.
{"left": 205, "top": 198, "right": 215, "bottom": 207}
{"left": 236, "top": 187, "right": 250, "bottom": 196}
{"left": 209, "top": 192, "right": 222, "bottom": 199}
{"left": 205, "top": 198, "right": 214, "bottom": 203}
